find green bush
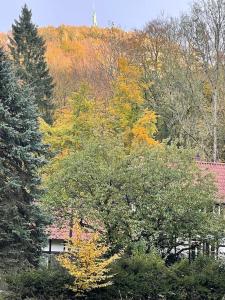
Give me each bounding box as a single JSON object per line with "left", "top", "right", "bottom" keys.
{"left": 5, "top": 255, "right": 225, "bottom": 300}
{"left": 169, "top": 256, "right": 225, "bottom": 300}
{"left": 5, "top": 267, "right": 75, "bottom": 300}
{"left": 89, "top": 254, "right": 225, "bottom": 300}
{"left": 89, "top": 252, "right": 171, "bottom": 300}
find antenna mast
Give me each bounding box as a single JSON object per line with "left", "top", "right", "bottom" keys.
{"left": 92, "top": 1, "right": 98, "bottom": 27}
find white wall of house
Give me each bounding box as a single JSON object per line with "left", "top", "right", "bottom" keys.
{"left": 52, "top": 240, "right": 65, "bottom": 252}
{"left": 42, "top": 239, "right": 65, "bottom": 253}
{"left": 218, "top": 246, "right": 225, "bottom": 257}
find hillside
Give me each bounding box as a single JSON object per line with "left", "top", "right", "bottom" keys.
{"left": 1, "top": 25, "right": 132, "bottom": 107}
{"left": 1, "top": 21, "right": 222, "bottom": 161}
{"left": 42, "top": 26, "right": 132, "bottom": 107}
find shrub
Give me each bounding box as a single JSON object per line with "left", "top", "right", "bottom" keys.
{"left": 89, "top": 254, "right": 225, "bottom": 300}
{"left": 169, "top": 256, "right": 225, "bottom": 300}
{"left": 5, "top": 255, "right": 225, "bottom": 300}
{"left": 5, "top": 267, "right": 75, "bottom": 300}
{"left": 89, "top": 252, "right": 170, "bottom": 300}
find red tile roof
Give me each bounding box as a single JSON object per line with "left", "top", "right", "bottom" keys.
{"left": 197, "top": 161, "right": 225, "bottom": 202}
{"left": 47, "top": 225, "right": 71, "bottom": 240}
{"left": 46, "top": 224, "right": 91, "bottom": 240}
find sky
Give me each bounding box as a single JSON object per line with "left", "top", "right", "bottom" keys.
{"left": 0, "top": 0, "right": 191, "bottom": 32}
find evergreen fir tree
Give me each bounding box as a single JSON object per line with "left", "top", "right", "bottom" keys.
{"left": 9, "top": 4, "right": 54, "bottom": 123}
{"left": 0, "top": 48, "right": 47, "bottom": 270}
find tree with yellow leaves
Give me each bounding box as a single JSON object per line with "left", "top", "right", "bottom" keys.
{"left": 132, "top": 110, "right": 158, "bottom": 146}
{"left": 57, "top": 224, "right": 119, "bottom": 295}
{"left": 40, "top": 84, "right": 95, "bottom": 156}
{"left": 110, "top": 57, "right": 158, "bottom": 148}
{"left": 40, "top": 59, "right": 159, "bottom": 158}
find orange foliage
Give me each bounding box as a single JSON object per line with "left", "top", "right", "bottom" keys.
{"left": 1, "top": 26, "right": 140, "bottom": 107}
{"left": 110, "top": 57, "right": 158, "bottom": 147}
{"left": 38, "top": 26, "right": 132, "bottom": 106}
{"left": 132, "top": 110, "right": 159, "bottom": 146}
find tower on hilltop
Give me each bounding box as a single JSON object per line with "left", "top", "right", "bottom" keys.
{"left": 92, "top": 2, "right": 98, "bottom": 27}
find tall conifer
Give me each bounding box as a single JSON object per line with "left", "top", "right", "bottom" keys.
{"left": 9, "top": 4, "right": 54, "bottom": 123}
{"left": 0, "top": 48, "right": 47, "bottom": 270}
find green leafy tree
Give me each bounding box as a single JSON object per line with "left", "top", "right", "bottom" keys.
{"left": 0, "top": 48, "right": 47, "bottom": 271}
{"left": 9, "top": 4, "right": 54, "bottom": 123}
{"left": 138, "top": 20, "right": 212, "bottom": 158}
{"left": 42, "top": 138, "right": 225, "bottom": 260}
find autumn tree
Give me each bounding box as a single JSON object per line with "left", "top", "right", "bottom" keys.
{"left": 110, "top": 57, "right": 158, "bottom": 148}
{"left": 9, "top": 5, "right": 54, "bottom": 123}
{"left": 0, "top": 48, "right": 47, "bottom": 271}
{"left": 57, "top": 223, "right": 119, "bottom": 295}
{"left": 40, "top": 85, "right": 98, "bottom": 157}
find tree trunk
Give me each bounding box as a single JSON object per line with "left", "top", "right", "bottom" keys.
{"left": 213, "top": 89, "right": 218, "bottom": 162}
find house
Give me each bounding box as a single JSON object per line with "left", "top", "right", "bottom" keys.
{"left": 197, "top": 161, "right": 225, "bottom": 208}
{"left": 42, "top": 225, "right": 69, "bottom": 254}
{"left": 181, "top": 161, "right": 225, "bottom": 258}
{"left": 42, "top": 225, "right": 69, "bottom": 265}
{"left": 42, "top": 161, "right": 225, "bottom": 261}
{"left": 42, "top": 223, "right": 91, "bottom": 265}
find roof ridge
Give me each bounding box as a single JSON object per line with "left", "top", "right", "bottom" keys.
{"left": 197, "top": 161, "right": 225, "bottom": 166}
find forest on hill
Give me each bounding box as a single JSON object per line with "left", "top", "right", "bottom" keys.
{"left": 2, "top": 1, "right": 225, "bottom": 299}
{"left": 1, "top": 18, "right": 222, "bottom": 161}
{"left": 1, "top": 25, "right": 132, "bottom": 106}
